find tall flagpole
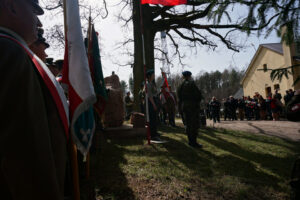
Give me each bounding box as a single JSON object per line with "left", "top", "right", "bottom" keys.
{"left": 63, "top": 0, "right": 81, "bottom": 199}
{"left": 139, "top": 1, "right": 151, "bottom": 145}
{"left": 85, "top": 7, "right": 92, "bottom": 181}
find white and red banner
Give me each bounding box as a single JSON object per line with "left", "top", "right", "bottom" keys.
{"left": 141, "top": 0, "right": 187, "bottom": 6}
{"left": 62, "top": 0, "right": 97, "bottom": 157}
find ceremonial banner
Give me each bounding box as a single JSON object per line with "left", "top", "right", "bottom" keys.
{"left": 62, "top": 0, "right": 96, "bottom": 157}
{"left": 87, "top": 24, "right": 108, "bottom": 115}
{"left": 141, "top": 0, "right": 187, "bottom": 6}
{"left": 161, "top": 71, "right": 175, "bottom": 104}
{"left": 141, "top": 0, "right": 202, "bottom": 5}
{"left": 162, "top": 71, "right": 170, "bottom": 90}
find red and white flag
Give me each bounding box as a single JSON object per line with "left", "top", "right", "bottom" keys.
{"left": 141, "top": 0, "right": 187, "bottom": 6}
{"left": 62, "top": 0, "right": 97, "bottom": 156}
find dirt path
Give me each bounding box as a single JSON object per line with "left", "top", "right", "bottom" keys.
{"left": 206, "top": 119, "right": 300, "bottom": 142}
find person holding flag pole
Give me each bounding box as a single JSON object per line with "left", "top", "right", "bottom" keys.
{"left": 140, "top": 0, "right": 201, "bottom": 142}
{"left": 145, "top": 69, "right": 162, "bottom": 142}
{"left": 160, "top": 69, "right": 177, "bottom": 127}
{"left": 139, "top": 0, "right": 170, "bottom": 143}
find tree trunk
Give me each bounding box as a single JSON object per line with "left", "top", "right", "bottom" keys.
{"left": 132, "top": 1, "right": 155, "bottom": 111}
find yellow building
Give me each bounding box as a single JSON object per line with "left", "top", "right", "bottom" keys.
{"left": 241, "top": 41, "right": 300, "bottom": 98}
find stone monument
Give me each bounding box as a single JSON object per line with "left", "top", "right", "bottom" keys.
{"left": 103, "top": 72, "right": 125, "bottom": 127}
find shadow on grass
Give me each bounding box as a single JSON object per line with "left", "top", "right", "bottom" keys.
{"left": 90, "top": 132, "right": 145, "bottom": 200}
{"left": 160, "top": 125, "right": 300, "bottom": 191}
{"left": 89, "top": 124, "right": 300, "bottom": 199}
{"left": 215, "top": 128, "right": 299, "bottom": 177}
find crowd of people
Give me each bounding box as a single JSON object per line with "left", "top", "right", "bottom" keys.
{"left": 206, "top": 89, "right": 297, "bottom": 122}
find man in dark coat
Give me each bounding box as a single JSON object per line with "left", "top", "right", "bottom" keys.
{"left": 286, "top": 90, "right": 300, "bottom": 122}
{"left": 229, "top": 96, "right": 237, "bottom": 120}
{"left": 210, "top": 97, "right": 221, "bottom": 123}
{"left": 223, "top": 98, "right": 230, "bottom": 121}
{"left": 237, "top": 98, "right": 245, "bottom": 120}
{"left": 177, "top": 71, "right": 203, "bottom": 148}
{"left": 0, "top": 1, "right": 68, "bottom": 199}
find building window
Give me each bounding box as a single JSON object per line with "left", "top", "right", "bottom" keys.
{"left": 274, "top": 84, "right": 280, "bottom": 90}
{"left": 263, "top": 64, "right": 268, "bottom": 72}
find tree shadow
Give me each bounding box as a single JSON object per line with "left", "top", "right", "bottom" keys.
{"left": 247, "top": 122, "right": 300, "bottom": 143}
{"left": 208, "top": 127, "right": 300, "bottom": 154}
{"left": 90, "top": 132, "right": 141, "bottom": 200}
{"left": 201, "top": 128, "right": 300, "bottom": 189}
{"left": 89, "top": 124, "right": 300, "bottom": 199}
{"left": 159, "top": 125, "right": 300, "bottom": 191}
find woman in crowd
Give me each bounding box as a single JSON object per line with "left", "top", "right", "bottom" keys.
{"left": 270, "top": 94, "right": 283, "bottom": 121}
{"left": 258, "top": 95, "right": 267, "bottom": 120}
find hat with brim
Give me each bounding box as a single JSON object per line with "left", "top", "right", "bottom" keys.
{"left": 32, "top": 0, "right": 44, "bottom": 15}
{"left": 182, "top": 71, "right": 192, "bottom": 77}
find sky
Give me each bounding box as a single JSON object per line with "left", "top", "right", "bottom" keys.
{"left": 39, "top": 0, "right": 281, "bottom": 83}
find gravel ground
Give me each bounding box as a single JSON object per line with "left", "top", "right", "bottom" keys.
{"left": 206, "top": 119, "right": 300, "bottom": 141}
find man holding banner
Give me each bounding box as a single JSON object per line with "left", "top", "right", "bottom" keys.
{"left": 0, "top": 0, "right": 69, "bottom": 199}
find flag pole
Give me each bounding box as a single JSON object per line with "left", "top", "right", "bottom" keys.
{"left": 63, "top": 0, "right": 81, "bottom": 199}
{"left": 139, "top": 1, "right": 151, "bottom": 145}
{"left": 85, "top": 8, "right": 92, "bottom": 180}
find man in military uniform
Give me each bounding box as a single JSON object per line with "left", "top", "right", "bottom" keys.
{"left": 0, "top": 1, "right": 68, "bottom": 199}
{"left": 146, "top": 69, "right": 161, "bottom": 141}
{"left": 177, "top": 71, "right": 203, "bottom": 148}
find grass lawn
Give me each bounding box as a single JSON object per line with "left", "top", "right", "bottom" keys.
{"left": 86, "top": 122, "right": 300, "bottom": 200}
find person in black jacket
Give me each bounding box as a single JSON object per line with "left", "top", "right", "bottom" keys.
{"left": 177, "top": 71, "right": 203, "bottom": 148}
{"left": 237, "top": 98, "right": 245, "bottom": 120}
{"left": 286, "top": 90, "right": 300, "bottom": 122}
{"left": 0, "top": 1, "right": 68, "bottom": 199}
{"left": 223, "top": 98, "right": 230, "bottom": 121}
{"left": 210, "top": 97, "right": 221, "bottom": 123}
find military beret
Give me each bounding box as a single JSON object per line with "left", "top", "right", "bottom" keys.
{"left": 182, "top": 71, "right": 192, "bottom": 77}
{"left": 32, "top": 0, "right": 44, "bottom": 15}
{"left": 146, "top": 69, "right": 154, "bottom": 77}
